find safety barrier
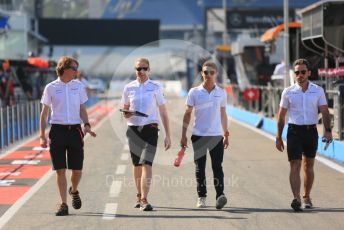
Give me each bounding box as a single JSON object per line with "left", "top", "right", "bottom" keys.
{"left": 0, "top": 100, "right": 41, "bottom": 150}
{"left": 0, "top": 96, "right": 100, "bottom": 151}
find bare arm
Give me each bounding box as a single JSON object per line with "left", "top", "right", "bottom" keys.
{"left": 221, "top": 107, "right": 229, "bottom": 149}
{"left": 180, "top": 105, "right": 193, "bottom": 148}
{"left": 159, "top": 104, "right": 171, "bottom": 150}
{"left": 276, "top": 107, "right": 287, "bottom": 138}
{"left": 319, "top": 104, "right": 333, "bottom": 141}
{"left": 80, "top": 104, "right": 89, "bottom": 124}
{"left": 39, "top": 105, "right": 50, "bottom": 148}
{"left": 276, "top": 107, "right": 288, "bottom": 152}
{"left": 80, "top": 104, "right": 96, "bottom": 137}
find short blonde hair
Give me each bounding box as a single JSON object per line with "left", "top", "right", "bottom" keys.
{"left": 202, "top": 60, "right": 217, "bottom": 71}
{"left": 135, "top": 58, "right": 150, "bottom": 67}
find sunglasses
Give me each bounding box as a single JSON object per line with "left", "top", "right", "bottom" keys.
{"left": 203, "top": 70, "right": 215, "bottom": 76}
{"left": 136, "top": 67, "right": 149, "bottom": 72}
{"left": 294, "top": 70, "right": 307, "bottom": 75}
{"left": 68, "top": 66, "right": 78, "bottom": 71}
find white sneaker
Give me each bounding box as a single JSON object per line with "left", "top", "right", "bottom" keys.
{"left": 303, "top": 197, "right": 313, "bottom": 209}
{"left": 196, "top": 197, "right": 206, "bottom": 208}
{"left": 215, "top": 195, "right": 227, "bottom": 209}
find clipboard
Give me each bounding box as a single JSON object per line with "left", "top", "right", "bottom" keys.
{"left": 119, "top": 109, "right": 148, "bottom": 117}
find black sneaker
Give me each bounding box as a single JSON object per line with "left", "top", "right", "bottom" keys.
{"left": 215, "top": 195, "right": 227, "bottom": 210}
{"left": 134, "top": 193, "right": 141, "bottom": 208}
{"left": 140, "top": 198, "right": 153, "bottom": 211}
{"left": 69, "top": 187, "right": 82, "bottom": 209}
{"left": 55, "top": 203, "right": 69, "bottom": 216}
{"left": 291, "top": 199, "right": 302, "bottom": 212}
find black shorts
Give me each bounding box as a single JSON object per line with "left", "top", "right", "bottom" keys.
{"left": 49, "top": 124, "right": 84, "bottom": 170}
{"left": 126, "top": 123, "right": 159, "bottom": 166}
{"left": 287, "top": 124, "right": 318, "bottom": 161}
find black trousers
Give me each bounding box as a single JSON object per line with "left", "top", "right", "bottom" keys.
{"left": 191, "top": 135, "right": 224, "bottom": 199}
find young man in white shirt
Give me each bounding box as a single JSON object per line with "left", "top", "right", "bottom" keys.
{"left": 121, "top": 57, "right": 171, "bottom": 211}
{"left": 180, "top": 60, "right": 229, "bottom": 209}
{"left": 276, "top": 58, "right": 332, "bottom": 211}
{"left": 40, "top": 56, "right": 96, "bottom": 216}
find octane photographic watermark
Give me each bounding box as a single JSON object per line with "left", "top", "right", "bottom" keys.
{"left": 105, "top": 173, "right": 240, "bottom": 188}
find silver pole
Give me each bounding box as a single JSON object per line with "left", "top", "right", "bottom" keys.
{"left": 30, "top": 102, "right": 34, "bottom": 134}
{"left": 26, "top": 103, "right": 30, "bottom": 135}
{"left": 222, "top": 0, "right": 228, "bottom": 87}
{"left": 11, "top": 105, "right": 15, "bottom": 142}
{"left": 6, "top": 106, "right": 9, "bottom": 146}
{"left": 0, "top": 107, "right": 3, "bottom": 149}
{"left": 21, "top": 103, "right": 25, "bottom": 138}
{"left": 284, "top": 0, "right": 290, "bottom": 87}
{"left": 17, "top": 103, "right": 20, "bottom": 140}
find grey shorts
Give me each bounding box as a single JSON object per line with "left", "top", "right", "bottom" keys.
{"left": 126, "top": 124, "right": 159, "bottom": 166}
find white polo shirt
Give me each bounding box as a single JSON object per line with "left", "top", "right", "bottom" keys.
{"left": 41, "top": 78, "right": 88, "bottom": 124}
{"left": 186, "top": 84, "right": 227, "bottom": 136}
{"left": 280, "top": 81, "right": 327, "bottom": 125}
{"left": 121, "top": 79, "right": 166, "bottom": 126}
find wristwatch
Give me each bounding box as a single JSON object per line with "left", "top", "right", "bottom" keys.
{"left": 84, "top": 122, "right": 91, "bottom": 128}
{"left": 325, "top": 128, "right": 332, "bottom": 132}
{"left": 223, "top": 131, "right": 229, "bottom": 137}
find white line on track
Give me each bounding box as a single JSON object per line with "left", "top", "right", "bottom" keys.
{"left": 109, "top": 180, "right": 122, "bottom": 198}
{"left": 120, "top": 153, "right": 129, "bottom": 161}
{"left": 115, "top": 165, "right": 126, "bottom": 175}
{"left": 102, "top": 203, "right": 118, "bottom": 220}
{"left": 123, "top": 144, "right": 129, "bottom": 151}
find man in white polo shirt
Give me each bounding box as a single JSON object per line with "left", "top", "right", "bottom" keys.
{"left": 40, "top": 56, "right": 96, "bottom": 216}
{"left": 180, "top": 60, "right": 229, "bottom": 209}
{"left": 276, "top": 58, "right": 332, "bottom": 211}
{"left": 121, "top": 57, "right": 171, "bottom": 211}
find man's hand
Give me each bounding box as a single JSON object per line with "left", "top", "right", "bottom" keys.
{"left": 275, "top": 137, "right": 284, "bottom": 152}
{"left": 223, "top": 136, "right": 229, "bottom": 149}
{"left": 324, "top": 130, "right": 333, "bottom": 143}
{"left": 123, "top": 112, "right": 133, "bottom": 119}
{"left": 180, "top": 136, "right": 188, "bottom": 149}
{"left": 83, "top": 125, "right": 96, "bottom": 137}
{"left": 40, "top": 136, "right": 48, "bottom": 148}
{"left": 164, "top": 136, "right": 171, "bottom": 151}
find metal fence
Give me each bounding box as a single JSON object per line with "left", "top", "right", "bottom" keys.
{"left": 0, "top": 100, "right": 41, "bottom": 150}
{"left": 0, "top": 95, "right": 101, "bottom": 151}
{"left": 228, "top": 83, "right": 284, "bottom": 118}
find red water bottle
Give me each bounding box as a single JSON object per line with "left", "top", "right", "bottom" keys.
{"left": 174, "top": 147, "right": 186, "bottom": 167}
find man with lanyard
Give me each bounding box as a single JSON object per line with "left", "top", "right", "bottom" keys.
{"left": 276, "top": 58, "right": 332, "bottom": 211}
{"left": 180, "top": 60, "right": 229, "bottom": 209}
{"left": 40, "top": 56, "right": 96, "bottom": 216}
{"left": 121, "top": 57, "right": 171, "bottom": 211}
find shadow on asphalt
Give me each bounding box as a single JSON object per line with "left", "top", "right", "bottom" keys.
{"left": 61, "top": 206, "right": 344, "bottom": 219}
{"left": 76, "top": 210, "right": 245, "bottom": 220}
{"left": 214, "top": 206, "right": 344, "bottom": 214}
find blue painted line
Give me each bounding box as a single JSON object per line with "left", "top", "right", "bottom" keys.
{"left": 226, "top": 106, "right": 263, "bottom": 127}
{"left": 227, "top": 105, "right": 344, "bottom": 164}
